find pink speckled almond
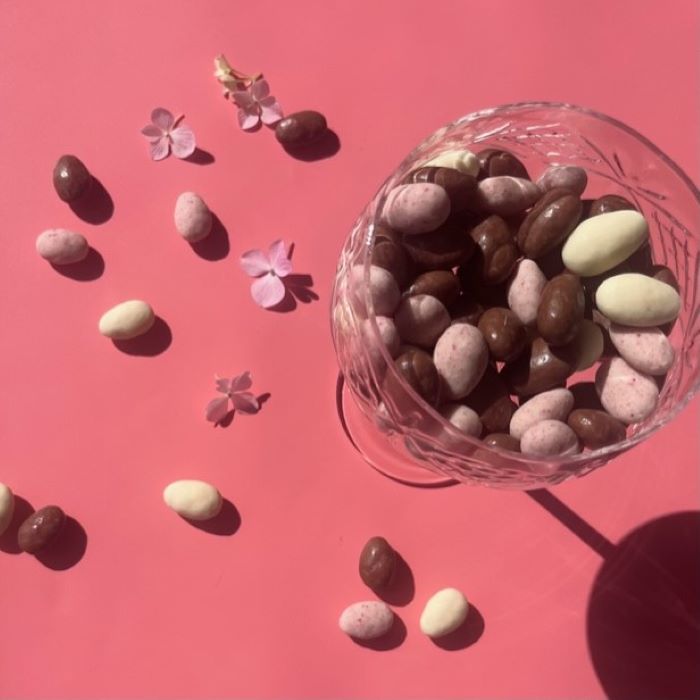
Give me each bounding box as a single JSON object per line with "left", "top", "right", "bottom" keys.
{"left": 433, "top": 323, "right": 488, "bottom": 400}
{"left": 384, "top": 183, "right": 451, "bottom": 235}
{"left": 338, "top": 601, "right": 394, "bottom": 640}
{"left": 520, "top": 419, "right": 580, "bottom": 456}
{"left": 595, "top": 357, "right": 659, "bottom": 424}
{"left": 174, "top": 192, "right": 212, "bottom": 243}
{"left": 609, "top": 324, "right": 675, "bottom": 376}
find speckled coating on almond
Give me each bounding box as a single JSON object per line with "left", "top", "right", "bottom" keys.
{"left": 384, "top": 183, "right": 451, "bottom": 235}
{"left": 509, "top": 388, "right": 574, "bottom": 440}
{"left": 338, "top": 601, "right": 394, "bottom": 640}
{"left": 350, "top": 264, "right": 400, "bottom": 316}
{"left": 475, "top": 176, "right": 540, "bottom": 217}
{"left": 36, "top": 228, "right": 89, "bottom": 265}
{"left": 507, "top": 259, "right": 547, "bottom": 326}
{"left": 595, "top": 357, "right": 659, "bottom": 424}
{"left": 433, "top": 323, "right": 489, "bottom": 400}
{"left": 536, "top": 165, "right": 588, "bottom": 196}
{"left": 609, "top": 324, "right": 675, "bottom": 376}
{"left": 394, "top": 294, "right": 450, "bottom": 347}
{"left": 174, "top": 192, "right": 212, "bottom": 242}
{"left": 520, "top": 419, "right": 580, "bottom": 456}
{"left": 440, "top": 403, "right": 482, "bottom": 437}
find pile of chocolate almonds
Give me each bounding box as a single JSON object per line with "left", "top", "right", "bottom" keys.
{"left": 357, "top": 148, "right": 681, "bottom": 457}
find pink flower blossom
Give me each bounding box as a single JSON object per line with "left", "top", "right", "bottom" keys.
{"left": 141, "top": 108, "right": 196, "bottom": 161}
{"left": 240, "top": 240, "right": 293, "bottom": 308}
{"left": 232, "top": 79, "right": 283, "bottom": 130}
{"left": 205, "top": 371, "right": 259, "bottom": 424}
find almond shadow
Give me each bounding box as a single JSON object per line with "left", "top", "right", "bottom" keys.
{"left": 190, "top": 214, "right": 229, "bottom": 261}
{"left": 431, "top": 604, "right": 485, "bottom": 651}
{"left": 184, "top": 147, "right": 215, "bottom": 165}
{"left": 0, "top": 495, "right": 34, "bottom": 554}
{"left": 352, "top": 614, "right": 407, "bottom": 651}
{"left": 282, "top": 130, "right": 341, "bottom": 161}
{"left": 51, "top": 247, "right": 105, "bottom": 281}
{"left": 186, "top": 499, "right": 240, "bottom": 536}
{"left": 35, "top": 516, "right": 88, "bottom": 570}
{"left": 113, "top": 317, "right": 172, "bottom": 356}
{"left": 69, "top": 177, "right": 114, "bottom": 224}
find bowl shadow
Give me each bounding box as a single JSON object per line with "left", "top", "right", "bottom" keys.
{"left": 586, "top": 511, "right": 700, "bottom": 700}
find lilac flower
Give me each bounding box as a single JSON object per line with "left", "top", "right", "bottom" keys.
{"left": 141, "top": 108, "right": 196, "bottom": 161}
{"left": 205, "top": 371, "right": 259, "bottom": 424}
{"left": 232, "top": 79, "right": 283, "bottom": 130}
{"left": 240, "top": 240, "right": 292, "bottom": 308}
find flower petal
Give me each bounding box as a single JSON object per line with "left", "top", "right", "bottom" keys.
{"left": 232, "top": 392, "right": 260, "bottom": 414}
{"left": 214, "top": 54, "right": 233, "bottom": 77}
{"left": 151, "top": 108, "right": 174, "bottom": 131}
{"left": 259, "top": 96, "right": 284, "bottom": 125}
{"left": 251, "top": 79, "right": 270, "bottom": 101}
{"left": 268, "top": 239, "right": 292, "bottom": 278}
{"left": 232, "top": 90, "right": 256, "bottom": 109}
{"left": 170, "top": 125, "right": 196, "bottom": 158}
{"left": 149, "top": 137, "right": 170, "bottom": 161}
{"left": 205, "top": 396, "right": 231, "bottom": 423}
{"left": 237, "top": 107, "right": 260, "bottom": 130}
{"left": 240, "top": 249, "right": 272, "bottom": 277}
{"left": 251, "top": 273, "right": 286, "bottom": 308}
{"left": 230, "top": 371, "right": 253, "bottom": 392}
{"left": 215, "top": 376, "right": 232, "bottom": 394}
{"left": 141, "top": 124, "right": 164, "bottom": 141}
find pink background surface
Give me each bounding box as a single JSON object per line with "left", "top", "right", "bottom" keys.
{"left": 1, "top": 1, "right": 699, "bottom": 698}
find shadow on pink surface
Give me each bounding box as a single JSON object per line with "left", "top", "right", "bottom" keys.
{"left": 352, "top": 613, "right": 407, "bottom": 651}
{"left": 186, "top": 499, "right": 241, "bottom": 537}
{"left": 35, "top": 516, "right": 88, "bottom": 570}
{"left": 528, "top": 492, "right": 700, "bottom": 699}
{"left": 68, "top": 177, "right": 114, "bottom": 225}
{"left": 431, "top": 604, "right": 485, "bottom": 652}
{"left": 216, "top": 392, "right": 271, "bottom": 428}
{"left": 586, "top": 511, "right": 700, "bottom": 700}
{"left": 51, "top": 247, "right": 105, "bottom": 281}
{"left": 281, "top": 129, "right": 341, "bottom": 162}
{"left": 270, "top": 275, "right": 319, "bottom": 313}
{"left": 190, "top": 214, "right": 229, "bottom": 261}
{"left": 113, "top": 316, "right": 172, "bottom": 356}
{"left": 0, "top": 495, "right": 35, "bottom": 555}
{"left": 374, "top": 552, "right": 415, "bottom": 607}
{"left": 184, "top": 147, "right": 215, "bottom": 166}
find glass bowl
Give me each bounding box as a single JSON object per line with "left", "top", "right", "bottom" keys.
{"left": 331, "top": 102, "right": 700, "bottom": 489}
